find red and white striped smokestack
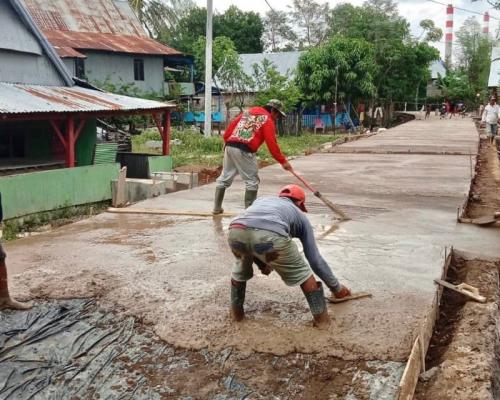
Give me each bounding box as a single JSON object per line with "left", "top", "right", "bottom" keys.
{"left": 445, "top": 4, "right": 453, "bottom": 67}
{"left": 483, "top": 12, "right": 490, "bottom": 36}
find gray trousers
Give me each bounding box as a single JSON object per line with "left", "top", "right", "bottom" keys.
{"left": 216, "top": 146, "right": 259, "bottom": 191}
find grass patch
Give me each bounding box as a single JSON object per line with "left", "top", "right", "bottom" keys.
{"left": 132, "top": 128, "right": 339, "bottom": 168}
{"left": 4, "top": 202, "right": 109, "bottom": 241}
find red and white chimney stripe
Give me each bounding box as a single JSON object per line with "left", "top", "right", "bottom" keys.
{"left": 445, "top": 4, "right": 453, "bottom": 66}
{"left": 483, "top": 12, "right": 490, "bottom": 36}
{"left": 445, "top": 4, "right": 454, "bottom": 43}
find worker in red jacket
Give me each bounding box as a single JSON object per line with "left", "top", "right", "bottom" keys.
{"left": 213, "top": 100, "right": 293, "bottom": 214}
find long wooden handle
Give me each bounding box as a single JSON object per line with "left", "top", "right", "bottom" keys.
{"left": 290, "top": 170, "right": 317, "bottom": 194}
{"left": 290, "top": 170, "right": 350, "bottom": 220}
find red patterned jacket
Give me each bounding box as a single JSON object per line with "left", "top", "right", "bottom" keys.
{"left": 223, "top": 107, "right": 286, "bottom": 164}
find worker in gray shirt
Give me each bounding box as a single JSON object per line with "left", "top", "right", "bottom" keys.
{"left": 227, "top": 184, "right": 351, "bottom": 329}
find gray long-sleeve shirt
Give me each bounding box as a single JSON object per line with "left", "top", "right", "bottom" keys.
{"left": 231, "top": 196, "right": 341, "bottom": 292}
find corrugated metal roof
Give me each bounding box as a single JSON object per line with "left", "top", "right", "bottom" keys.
{"left": 216, "top": 51, "right": 302, "bottom": 92}
{"left": 24, "top": 0, "right": 181, "bottom": 56}
{"left": 429, "top": 60, "right": 446, "bottom": 80}
{"left": 488, "top": 47, "right": 500, "bottom": 87}
{"left": 44, "top": 30, "right": 180, "bottom": 56}
{"left": 0, "top": 82, "right": 175, "bottom": 115}
{"left": 24, "top": 0, "right": 146, "bottom": 37}
{"left": 54, "top": 46, "right": 86, "bottom": 58}
{"left": 239, "top": 51, "right": 303, "bottom": 77}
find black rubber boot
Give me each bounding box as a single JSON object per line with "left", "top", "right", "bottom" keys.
{"left": 230, "top": 279, "right": 246, "bottom": 321}
{"left": 212, "top": 187, "right": 225, "bottom": 215}
{"left": 303, "top": 282, "right": 330, "bottom": 329}
{"left": 244, "top": 190, "right": 258, "bottom": 209}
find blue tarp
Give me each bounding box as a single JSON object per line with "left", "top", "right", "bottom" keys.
{"left": 182, "top": 111, "right": 223, "bottom": 123}
{"left": 302, "top": 113, "right": 358, "bottom": 129}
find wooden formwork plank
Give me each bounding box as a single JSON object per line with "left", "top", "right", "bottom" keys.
{"left": 397, "top": 247, "right": 453, "bottom": 400}
{"left": 398, "top": 337, "right": 422, "bottom": 400}
{"left": 107, "top": 207, "right": 237, "bottom": 218}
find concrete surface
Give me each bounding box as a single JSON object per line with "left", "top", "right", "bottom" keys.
{"left": 6, "top": 116, "right": 500, "bottom": 364}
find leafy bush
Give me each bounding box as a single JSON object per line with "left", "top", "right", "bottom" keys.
{"left": 132, "top": 129, "right": 338, "bottom": 168}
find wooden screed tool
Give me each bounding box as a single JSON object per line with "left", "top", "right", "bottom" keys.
{"left": 290, "top": 170, "right": 350, "bottom": 220}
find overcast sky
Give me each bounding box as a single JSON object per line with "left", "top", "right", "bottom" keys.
{"left": 194, "top": 0, "right": 499, "bottom": 59}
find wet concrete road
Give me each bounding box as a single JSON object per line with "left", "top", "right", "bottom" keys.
{"left": 6, "top": 116, "right": 500, "bottom": 363}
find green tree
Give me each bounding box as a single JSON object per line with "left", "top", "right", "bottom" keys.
{"left": 328, "top": 1, "right": 439, "bottom": 101}
{"left": 168, "top": 6, "right": 263, "bottom": 54}
{"left": 419, "top": 19, "right": 443, "bottom": 42}
{"left": 216, "top": 6, "right": 264, "bottom": 53}
{"left": 166, "top": 7, "right": 207, "bottom": 54}
{"left": 296, "top": 36, "right": 377, "bottom": 104}
{"left": 193, "top": 36, "right": 240, "bottom": 81}
{"left": 249, "top": 59, "right": 302, "bottom": 111}
{"left": 129, "top": 0, "right": 195, "bottom": 40}
{"left": 455, "top": 16, "right": 492, "bottom": 99}
{"left": 288, "top": 0, "right": 330, "bottom": 47}
{"left": 438, "top": 70, "right": 475, "bottom": 103}
{"left": 263, "top": 10, "right": 297, "bottom": 52}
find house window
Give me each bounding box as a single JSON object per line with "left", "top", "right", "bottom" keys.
{"left": 134, "top": 59, "right": 144, "bottom": 81}
{"left": 75, "top": 58, "right": 85, "bottom": 79}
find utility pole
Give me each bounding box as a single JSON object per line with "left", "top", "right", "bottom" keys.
{"left": 204, "top": 0, "right": 213, "bottom": 138}
{"left": 334, "top": 65, "right": 338, "bottom": 135}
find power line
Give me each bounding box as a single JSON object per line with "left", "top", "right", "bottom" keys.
{"left": 425, "top": 0, "right": 500, "bottom": 20}
{"left": 263, "top": 0, "right": 275, "bottom": 13}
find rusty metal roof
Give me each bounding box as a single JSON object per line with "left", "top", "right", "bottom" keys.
{"left": 24, "top": 0, "right": 145, "bottom": 37}
{"left": 24, "top": 0, "right": 181, "bottom": 56}
{"left": 54, "top": 45, "right": 86, "bottom": 58}
{"left": 44, "top": 30, "right": 180, "bottom": 56}
{"left": 0, "top": 82, "right": 175, "bottom": 115}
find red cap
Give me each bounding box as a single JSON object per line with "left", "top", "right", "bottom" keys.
{"left": 278, "top": 184, "right": 307, "bottom": 212}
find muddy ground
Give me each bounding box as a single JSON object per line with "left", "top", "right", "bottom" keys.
{"left": 0, "top": 299, "right": 404, "bottom": 399}
{"left": 465, "top": 137, "right": 500, "bottom": 219}
{"left": 414, "top": 255, "right": 500, "bottom": 400}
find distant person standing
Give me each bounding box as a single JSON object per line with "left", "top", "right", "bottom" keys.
{"left": 357, "top": 102, "right": 366, "bottom": 128}
{"left": 481, "top": 97, "right": 500, "bottom": 145}
{"left": 212, "top": 100, "right": 293, "bottom": 214}
{"left": 425, "top": 105, "right": 431, "bottom": 119}
{"left": 479, "top": 103, "right": 485, "bottom": 119}
{"left": 445, "top": 100, "right": 451, "bottom": 118}
{"left": 0, "top": 193, "right": 31, "bottom": 310}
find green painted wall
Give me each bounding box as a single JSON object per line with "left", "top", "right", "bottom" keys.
{"left": 25, "top": 121, "right": 52, "bottom": 158}
{"left": 0, "top": 164, "right": 120, "bottom": 219}
{"left": 76, "top": 119, "right": 96, "bottom": 166}
{"left": 0, "top": 119, "right": 96, "bottom": 166}
{"left": 148, "top": 155, "right": 172, "bottom": 176}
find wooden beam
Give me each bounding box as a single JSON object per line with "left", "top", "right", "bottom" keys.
{"left": 49, "top": 119, "right": 67, "bottom": 150}
{"left": 152, "top": 113, "right": 164, "bottom": 138}
{"left": 74, "top": 119, "right": 86, "bottom": 142}
{"left": 66, "top": 117, "right": 75, "bottom": 167}
{"left": 397, "top": 247, "right": 453, "bottom": 400}
{"left": 1, "top": 107, "right": 176, "bottom": 122}
{"left": 163, "top": 110, "right": 171, "bottom": 155}
{"left": 107, "top": 207, "right": 237, "bottom": 218}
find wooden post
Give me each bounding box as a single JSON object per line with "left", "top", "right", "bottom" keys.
{"left": 163, "top": 110, "right": 171, "bottom": 156}
{"left": 67, "top": 117, "right": 75, "bottom": 167}
{"left": 112, "top": 166, "right": 128, "bottom": 207}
